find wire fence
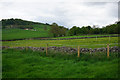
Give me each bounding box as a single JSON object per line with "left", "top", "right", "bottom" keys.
{"left": 47, "top": 43, "right": 118, "bottom": 48}
{"left": 2, "top": 42, "right": 119, "bottom": 58}
{"left": 44, "top": 43, "right": 118, "bottom": 58}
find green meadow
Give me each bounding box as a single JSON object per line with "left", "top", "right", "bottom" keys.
{"left": 2, "top": 49, "right": 119, "bottom": 78}
{"left": 3, "top": 37, "right": 118, "bottom": 48}
{"left": 2, "top": 24, "right": 51, "bottom": 40}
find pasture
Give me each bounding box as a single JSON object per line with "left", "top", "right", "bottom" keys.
{"left": 2, "top": 49, "right": 119, "bottom": 78}
{"left": 2, "top": 24, "right": 51, "bottom": 40}
{"left": 3, "top": 37, "right": 118, "bottom": 48}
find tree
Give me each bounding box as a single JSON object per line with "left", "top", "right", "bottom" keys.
{"left": 49, "top": 23, "right": 59, "bottom": 37}
{"left": 68, "top": 26, "right": 77, "bottom": 36}
{"left": 49, "top": 23, "right": 68, "bottom": 37}
{"left": 81, "top": 26, "right": 88, "bottom": 34}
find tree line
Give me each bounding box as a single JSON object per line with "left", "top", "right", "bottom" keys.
{"left": 50, "top": 22, "right": 119, "bottom": 37}
{"left": 2, "top": 18, "right": 44, "bottom": 26}
{"left": 1, "top": 18, "right": 47, "bottom": 29}
{"left": 68, "top": 23, "right": 119, "bottom": 35}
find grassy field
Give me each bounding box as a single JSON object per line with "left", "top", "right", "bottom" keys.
{"left": 2, "top": 24, "right": 51, "bottom": 40}
{"left": 3, "top": 37, "right": 118, "bottom": 48}
{"left": 52, "top": 34, "right": 118, "bottom": 39}
{"left": 2, "top": 49, "right": 119, "bottom": 78}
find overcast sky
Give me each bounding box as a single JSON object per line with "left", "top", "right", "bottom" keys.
{"left": 0, "top": 0, "right": 119, "bottom": 28}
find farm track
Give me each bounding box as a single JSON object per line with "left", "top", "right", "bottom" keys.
{"left": 1, "top": 35, "right": 119, "bottom": 41}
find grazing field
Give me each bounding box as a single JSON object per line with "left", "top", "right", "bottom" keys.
{"left": 2, "top": 24, "right": 51, "bottom": 40}
{"left": 3, "top": 37, "right": 118, "bottom": 48}
{"left": 2, "top": 49, "right": 118, "bottom": 78}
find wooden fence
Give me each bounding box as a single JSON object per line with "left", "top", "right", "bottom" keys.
{"left": 46, "top": 43, "right": 110, "bottom": 58}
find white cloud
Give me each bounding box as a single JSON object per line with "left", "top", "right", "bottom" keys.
{"left": 0, "top": 0, "right": 118, "bottom": 28}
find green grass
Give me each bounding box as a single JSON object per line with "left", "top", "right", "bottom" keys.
{"left": 52, "top": 34, "right": 118, "bottom": 39}
{"left": 2, "top": 49, "right": 119, "bottom": 78}
{"left": 3, "top": 37, "right": 118, "bottom": 48}
{"left": 2, "top": 24, "right": 51, "bottom": 40}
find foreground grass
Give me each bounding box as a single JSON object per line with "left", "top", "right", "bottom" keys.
{"left": 3, "top": 37, "right": 118, "bottom": 48}
{"left": 2, "top": 24, "right": 50, "bottom": 40}
{"left": 2, "top": 49, "right": 119, "bottom": 78}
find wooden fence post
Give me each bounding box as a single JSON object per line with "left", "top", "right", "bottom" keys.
{"left": 26, "top": 47, "right": 28, "bottom": 51}
{"left": 78, "top": 46, "right": 80, "bottom": 57}
{"left": 46, "top": 44, "right": 48, "bottom": 55}
{"left": 107, "top": 44, "right": 109, "bottom": 58}
{"left": 109, "top": 35, "right": 110, "bottom": 41}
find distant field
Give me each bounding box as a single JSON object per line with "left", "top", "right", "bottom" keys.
{"left": 52, "top": 34, "right": 118, "bottom": 39}
{"left": 2, "top": 26, "right": 118, "bottom": 41}
{"left": 3, "top": 37, "right": 118, "bottom": 48}
{"left": 2, "top": 24, "right": 51, "bottom": 40}
{"left": 2, "top": 49, "right": 118, "bottom": 78}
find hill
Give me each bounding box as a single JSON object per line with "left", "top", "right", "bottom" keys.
{"left": 2, "top": 19, "right": 52, "bottom": 40}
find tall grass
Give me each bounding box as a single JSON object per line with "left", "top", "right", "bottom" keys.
{"left": 2, "top": 48, "right": 119, "bottom": 78}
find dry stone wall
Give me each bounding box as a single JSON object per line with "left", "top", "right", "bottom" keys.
{"left": 2, "top": 46, "right": 120, "bottom": 54}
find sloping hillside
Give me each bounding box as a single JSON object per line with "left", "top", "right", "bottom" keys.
{"left": 2, "top": 19, "right": 52, "bottom": 40}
